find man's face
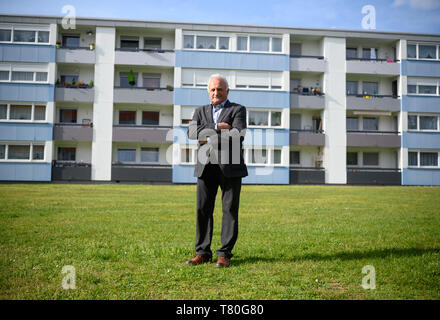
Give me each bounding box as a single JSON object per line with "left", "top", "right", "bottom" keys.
{"left": 208, "top": 77, "right": 229, "bottom": 106}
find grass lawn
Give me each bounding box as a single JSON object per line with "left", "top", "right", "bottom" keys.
{"left": 0, "top": 184, "right": 439, "bottom": 300}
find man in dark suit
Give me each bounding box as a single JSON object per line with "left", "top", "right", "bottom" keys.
{"left": 185, "top": 74, "right": 247, "bottom": 268}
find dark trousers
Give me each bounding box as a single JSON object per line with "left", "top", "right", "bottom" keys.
{"left": 195, "top": 163, "right": 242, "bottom": 259}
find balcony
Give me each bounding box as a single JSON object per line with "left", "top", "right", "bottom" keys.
{"left": 52, "top": 161, "right": 92, "bottom": 181}
{"left": 290, "top": 130, "right": 325, "bottom": 146}
{"left": 113, "top": 87, "right": 173, "bottom": 104}
{"left": 346, "top": 130, "right": 401, "bottom": 148}
{"left": 56, "top": 46, "right": 96, "bottom": 64}
{"left": 346, "top": 58, "right": 400, "bottom": 75}
{"left": 290, "top": 92, "right": 325, "bottom": 109}
{"left": 289, "top": 166, "right": 325, "bottom": 184}
{"left": 112, "top": 125, "right": 172, "bottom": 143}
{"left": 55, "top": 85, "right": 95, "bottom": 103}
{"left": 347, "top": 167, "right": 401, "bottom": 185}
{"left": 346, "top": 94, "right": 400, "bottom": 111}
{"left": 53, "top": 123, "right": 93, "bottom": 142}
{"left": 111, "top": 163, "right": 172, "bottom": 182}
{"left": 290, "top": 55, "right": 325, "bottom": 73}
{"left": 114, "top": 48, "right": 174, "bottom": 67}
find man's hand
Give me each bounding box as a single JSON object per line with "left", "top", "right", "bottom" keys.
{"left": 217, "top": 122, "right": 232, "bottom": 130}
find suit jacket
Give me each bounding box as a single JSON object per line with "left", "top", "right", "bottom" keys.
{"left": 188, "top": 100, "right": 248, "bottom": 178}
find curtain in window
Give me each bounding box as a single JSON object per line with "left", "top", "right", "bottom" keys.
{"left": 251, "top": 148, "right": 267, "bottom": 164}
{"left": 237, "top": 37, "right": 248, "bottom": 51}
{"left": 183, "top": 35, "right": 194, "bottom": 49}
{"left": 346, "top": 117, "right": 358, "bottom": 130}
{"left": 271, "top": 112, "right": 282, "bottom": 126}
{"left": 119, "top": 111, "right": 136, "bottom": 124}
{"left": 408, "top": 152, "right": 418, "bottom": 166}
{"left": 143, "top": 75, "right": 160, "bottom": 88}
{"left": 346, "top": 81, "right": 358, "bottom": 95}
{"left": 34, "top": 106, "right": 46, "bottom": 121}
{"left": 181, "top": 148, "right": 191, "bottom": 163}
{"left": 407, "top": 44, "right": 417, "bottom": 58}
{"left": 38, "top": 31, "right": 49, "bottom": 43}
{"left": 250, "top": 36, "right": 269, "bottom": 51}
{"left": 420, "top": 153, "right": 438, "bottom": 166}
{"left": 362, "top": 82, "right": 378, "bottom": 95}
{"left": 407, "top": 85, "right": 417, "bottom": 94}
{"left": 32, "top": 145, "right": 44, "bottom": 160}
{"left": 408, "top": 115, "right": 418, "bottom": 130}
{"left": 419, "top": 45, "right": 436, "bottom": 59}
{"left": 60, "top": 109, "right": 77, "bottom": 123}
{"left": 11, "top": 71, "right": 33, "bottom": 81}
{"left": 418, "top": 85, "right": 436, "bottom": 94}
{"left": 118, "top": 149, "right": 136, "bottom": 162}
{"left": 58, "top": 147, "right": 76, "bottom": 161}
{"left": 10, "top": 105, "right": 31, "bottom": 120}
{"left": 142, "top": 111, "right": 159, "bottom": 125}
{"left": 0, "top": 71, "right": 9, "bottom": 81}
{"left": 141, "top": 148, "right": 159, "bottom": 162}
{"left": 273, "top": 149, "right": 281, "bottom": 164}
{"left": 271, "top": 38, "right": 282, "bottom": 52}
{"left": 363, "top": 117, "right": 378, "bottom": 131}
{"left": 36, "top": 72, "right": 48, "bottom": 82}
{"left": 219, "top": 37, "right": 229, "bottom": 50}
{"left": 13, "top": 30, "right": 35, "bottom": 42}
{"left": 248, "top": 111, "right": 268, "bottom": 126}
{"left": 363, "top": 152, "right": 379, "bottom": 166}
{"left": 196, "top": 36, "right": 216, "bottom": 49}
{"left": 420, "top": 116, "right": 437, "bottom": 130}
{"left": 0, "top": 29, "right": 11, "bottom": 41}
{"left": 9, "top": 145, "right": 30, "bottom": 159}
{"left": 0, "top": 105, "right": 6, "bottom": 119}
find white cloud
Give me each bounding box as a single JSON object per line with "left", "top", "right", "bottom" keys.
{"left": 392, "top": 0, "right": 440, "bottom": 10}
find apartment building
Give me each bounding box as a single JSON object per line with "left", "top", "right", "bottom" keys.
{"left": 0, "top": 14, "right": 439, "bottom": 185}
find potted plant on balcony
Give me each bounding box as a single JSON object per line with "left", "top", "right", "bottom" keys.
{"left": 166, "top": 85, "right": 174, "bottom": 91}
{"left": 89, "top": 42, "right": 95, "bottom": 51}
{"left": 89, "top": 80, "right": 94, "bottom": 88}
{"left": 56, "top": 41, "right": 61, "bottom": 49}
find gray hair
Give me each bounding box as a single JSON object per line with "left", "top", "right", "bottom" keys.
{"left": 207, "top": 73, "right": 229, "bottom": 91}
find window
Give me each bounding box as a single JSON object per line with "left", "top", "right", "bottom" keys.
{"left": 181, "top": 107, "right": 195, "bottom": 125}
{"left": 0, "top": 29, "right": 11, "bottom": 41}
{"left": 118, "top": 149, "right": 136, "bottom": 162}
{"left": 362, "top": 48, "right": 378, "bottom": 60}
{"left": 250, "top": 148, "right": 267, "bottom": 164}
{"left": 408, "top": 85, "right": 417, "bottom": 94}
{"left": 60, "top": 109, "right": 77, "bottom": 123}
{"left": 248, "top": 111, "right": 268, "bottom": 126}
{"left": 346, "top": 81, "right": 358, "bottom": 95}
{"left": 144, "top": 38, "right": 161, "bottom": 50}
{"left": 62, "top": 34, "right": 80, "bottom": 48}
{"left": 290, "top": 113, "right": 301, "bottom": 130}
{"left": 363, "top": 152, "right": 379, "bottom": 166}
{"left": 290, "top": 151, "right": 300, "bottom": 165}
{"left": 119, "top": 72, "right": 137, "bottom": 87}
{"left": 183, "top": 35, "right": 194, "bottom": 49}
{"left": 11, "top": 71, "right": 33, "bottom": 82}
{"left": 418, "top": 85, "right": 437, "bottom": 95}
{"left": 0, "top": 71, "right": 9, "bottom": 81}
{"left": 408, "top": 115, "right": 418, "bottom": 130}
{"left": 9, "top": 145, "right": 30, "bottom": 160}
{"left": 196, "top": 36, "right": 216, "bottom": 49}
{"left": 0, "top": 144, "right": 5, "bottom": 159}
{"left": 181, "top": 148, "right": 195, "bottom": 164}
{"left": 271, "top": 111, "right": 282, "bottom": 127}
{"left": 32, "top": 145, "right": 44, "bottom": 160}
{"left": 119, "top": 111, "right": 136, "bottom": 125}
{"left": 271, "top": 38, "right": 282, "bottom": 52}
{"left": 14, "top": 30, "right": 35, "bottom": 42}
{"left": 407, "top": 44, "right": 417, "bottom": 58}
{"left": 10, "top": 105, "right": 31, "bottom": 120}
{"left": 346, "top": 117, "right": 358, "bottom": 131}
{"left": 58, "top": 147, "right": 76, "bottom": 161}
{"left": 142, "top": 111, "right": 159, "bottom": 125}
{"left": 38, "top": 31, "right": 49, "bottom": 43}
{"left": 363, "top": 117, "right": 378, "bottom": 131}
{"left": 347, "top": 152, "right": 358, "bottom": 165}
{"left": 420, "top": 152, "right": 438, "bottom": 166}
{"left": 250, "top": 36, "right": 270, "bottom": 52}
{"left": 420, "top": 116, "right": 438, "bottom": 130}
{"left": 346, "top": 48, "right": 357, "bottom": 59}
{"left": 0, "top": 104, "right": 6, "bottom": 119}
{"left": 34, "top": 105, "right": 46, "bottom": 121}
{"left": 419, "top": 45, "right": 436, "bottom": 59}
{"left": 362, "top": 82, "right": 378, "bottom": 95}
{"left": 408, "top": 151, "right": 418, "bottom": 166}
{"left": 291, "top": 43, "right": 302, "bottom": 56}
{"left": 36, "top": 72, "right": 48, "bottom": 82}
{"left": 219, "top": 37, "right": 229, "bottom": 50}
{"left": 273, "top": 149, "right": 282, "bottom": 164}
{"left": 141, "top": 148, "right": 159, "bottom": 162}
{"left": 237, "top": 36, "right": 248, "bottom": 51}
{"left": 143, "top": 74, "right": 161, "bottom": 89}
{"left": 120, "top": 36, "right": 139, "bottom": 49}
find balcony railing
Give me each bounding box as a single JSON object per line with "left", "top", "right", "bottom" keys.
{"left": 115, "top": 48, "right": 174, "bottom": 53}
{"left": 346, "top": 93, "right": 398, "bottom": 99}
{"left": 290, "top": 54, "right": 324, "bottom": 59}
{"left": 346, "top": 57, "right": 400, "bottom": 63}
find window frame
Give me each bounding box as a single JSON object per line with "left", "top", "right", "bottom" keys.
{"left": 244, "top": 146, "right": 284, "bottom": 166}
{"left": 0, "top": 103, "right": 47, "bottom": 122}
{"left": 246, "top": 109, "right": 283, "bottom": 128}
{"left": 407, "top": 113, "right": 440, "bottom": 132}
{"left": 0, "top": 142, "right": 45, "bottom": 162}
{"left": 407, "top": 42, "right": 440, "bottom": 61}
{"left": 407, "top": 150, "right": 440, "bottom": 169}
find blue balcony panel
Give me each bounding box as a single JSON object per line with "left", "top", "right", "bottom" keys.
{"left": 175, "top": 50, "right": 289, "bottom": 71}
{"left": 0, "top": 83, "right": 54, "bottom": 102}
{"left": 174, "top": 88, "right": 290, "bottom": 108}
{"left": 402, "top": 168, "right": 440, "bottom": 186}
{"left": 402, "top": 132, "right": 440, "bottom": 149}
{"left": 0, "top": 43, "right": 55, "bottom": 63}
{"left": 0, "top": 122, "right": 53, "bottom": 141}
{"left": 0, "top": 162, "right": 51, "bottom": 181}
{"left": 402, "top": 95, "right": 440, "bottom": 113}
{"left": 401, "top": 59, "right": 440, "bottom": 77}
{"left": 172, "top": 164, "right": 289, "bottom": 184}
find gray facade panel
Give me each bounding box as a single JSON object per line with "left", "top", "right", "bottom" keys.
{"left": 115, "top": 50, "right": 174, "bottom": 66}
{"left": 112, "top": 126, "right": 172, "bottom": 143}
{"left": 290, "top": 57, "right": 325, "bottom": 73}
{"left": 113, "top": 88, "right": 173, "bottom": 105}
{"left": 55, "top": 87, "right": 95, "bottom": 102}
{"left": 289, "top": 169, "right": 325, "bottom": 184}
{"left": 347, "top": 133, "right": 401, "bottom": 148}
{"left": 346, "top": 96, "right": 400, "bottom": 111}
{"left": 53, "top": 125, "right": 93, "bottom": 141}
{"left": 290, "top": 94, "right": 325, "bottom": 109}
{"left": 290, "top": 132, "right": 325, "bottom": 146}
{"left": 347, "top": 171, "right": 401, "bottom": 185}
{"left": 56, "top": 48, "right": 96, "bottom": 64}
{"left": 112, "top": 166, "right": 172, "bottom": 182}
{"left": 52, "top": 167, "right": 92, "bottom": 180}
{"left": 346, "top": 60, "right": 400, "bottom": 75}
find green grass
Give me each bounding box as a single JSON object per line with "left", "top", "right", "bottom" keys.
{"left": 0, "top": 184, "right": 439, "bottom": 300}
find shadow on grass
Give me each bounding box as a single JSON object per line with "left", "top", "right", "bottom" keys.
{"left": 233, "top": 247, "right": 440, "bottom": 266}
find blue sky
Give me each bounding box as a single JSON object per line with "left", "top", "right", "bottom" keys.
{"left": 1, "top": 0, "right": 440, "bottom": 34}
